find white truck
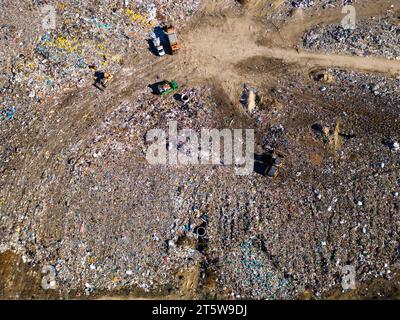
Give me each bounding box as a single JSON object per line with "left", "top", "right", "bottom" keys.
{"left": 151, "top": 34, "right": 165, "bottom": 57}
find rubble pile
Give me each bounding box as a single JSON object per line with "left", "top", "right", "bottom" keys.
{"left": 302, "top": 16, "right": 400, "bottom": 60}
{"left": 4, "top": 66, "right": 396, "bottom": 299}
{"left": 290, "top": 0, "right": 349, "bottom": 9}
{"left": 267, "top": 0, "right": 354, "bottom": 20}
{"left": 2, "top": 62, "right": 399, "bottom": 299}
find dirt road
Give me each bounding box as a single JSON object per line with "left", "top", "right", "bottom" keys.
{"left": 106, "top": 0, "right": 400, "bottom": 106}
{"left": 173, "top": 2, "right": 400, "bottom": 102}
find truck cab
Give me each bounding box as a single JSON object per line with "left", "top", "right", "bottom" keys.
{"left": 152, "top": 36, "right": 165, "bottom": 56}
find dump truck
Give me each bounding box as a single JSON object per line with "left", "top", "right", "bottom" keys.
{"left": 165, "top": 25, "right": 180, "bottom": 54}
{"left": 157, "top": 80, "right": 179, "bottom": 95}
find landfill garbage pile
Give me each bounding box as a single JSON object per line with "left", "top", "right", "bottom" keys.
{"left": 329, "top": 69, "right": 400, "bottom": 102}
{"left": 0, "top": 84, "right": 230, "bottom": 297}
{"left": 0, "top": 0, "right": 202, "bottom": 132}
{"left": 216, "top": 65, "right": 400, "bottom": 299}
{"left": 267, "top": 0, "right": 354, "bottom": 20}
{"left": 302, "top": 16, "right": 400, "bottom": 60}
{"left": 17, "top": 65, "right": 396, "bottom": 300}
{"left": 290, "top": 0, "right": 352, "bottom": 9}
{"left": 1, "top": 0, "right": 400, "bottom": 301}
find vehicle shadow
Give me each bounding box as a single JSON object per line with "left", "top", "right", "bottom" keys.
{"left": 148, "top": 81, "right": 165, "bottom": 95}
{"left": 253, "top": 153, "right": 270, "bottom": 175}
{"left": 147, "top": 39, "right": 159, "bottom": 56}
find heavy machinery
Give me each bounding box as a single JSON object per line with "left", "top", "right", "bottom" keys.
{"left": 102, "top": 73, "right": 113, "bottom": 88}
{"left": 157, "top": 80, "right": 179, "bottom": 95}
{"left": 164, "top": 25, "right": 180, "bottom": 54}
{"left": 94, "top": 71, "right": 113, "bottom": 90}
{"left": 264, "top": 150, "right": 286, "bottom": 178}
